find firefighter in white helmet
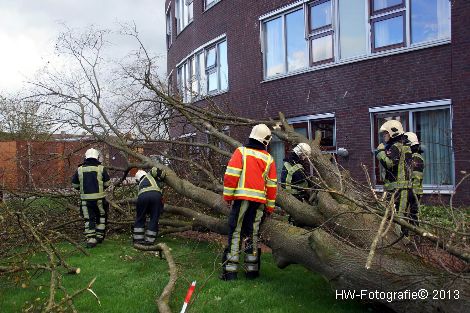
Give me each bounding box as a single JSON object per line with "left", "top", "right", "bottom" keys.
{"left": 133, "top": 167, "right": 166, "bottom": 245}
{"left": 376, "top": 120, "right": 412, "bottom": 229}
{"left": 221, "top": 124, "right": 277, "bottom": 280}
{"left": 280, "top": 143, "right": 312, "bottom": 224}
{"left": 72, "top": 148, "right": 111, "bottom": 248}
{"left": 404, "top": 132, "right": 424, "bottom": 227}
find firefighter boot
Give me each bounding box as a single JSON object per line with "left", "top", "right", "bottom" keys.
{"left": 245, "top": 248, "right": 261, "bottom": 279}
{"left": 220, "top": 248, "right": 238, "bottom": 281}
{"left": 86, "top": 238, "right": 97, "bottom": 248}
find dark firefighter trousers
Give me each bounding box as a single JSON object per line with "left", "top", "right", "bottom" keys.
{"left": 80, "top": 198, "right": 109, "bottom": 242}
{"left": 134, "top": 191, "right": 163, "bottom": 244}
{"left": 223, "top": 200, "right": 264, "bottom": 275}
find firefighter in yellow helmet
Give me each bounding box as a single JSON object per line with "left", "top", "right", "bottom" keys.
{"left": 281, "top": 143, "right": 312, "bottom": 225}
{"left": 71, "top": 148, "right": 111, "bottom": 248}
{"left": 221, "top": 124, "right": 277, "bottom": 281}
{"left": 404, "top": 132, "right": 424, "bottom": 227}
{"left": 376, "top": 120, "right": 412, "bottom": 227}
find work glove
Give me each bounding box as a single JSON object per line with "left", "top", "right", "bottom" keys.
{"left": 152, "top": 167, "right": 166, "bottom": 181}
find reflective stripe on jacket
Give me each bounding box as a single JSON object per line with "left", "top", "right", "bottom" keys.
{"left": 223, "top": 147, "right": 277, "bottom": 212}
{"left": 74, "top": 164, "right": 110, "bottom": 200}
{"left": 376, "top": 141, "right": 412, "bottom": 191}
{"left": 411, "top": 152, "right": 424, "bottom": 195}
{"left": 282, "top": 162, "right": 308, "bottom": 195}
{"left": 138, "top": 173, "right": 162, "bottom": 195}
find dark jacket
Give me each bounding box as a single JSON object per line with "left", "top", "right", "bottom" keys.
{"left": 72, "top": 158, "right": 110, "bottom": 200}
{"left": 281, "top": 152, "right": 309, "bottom": 199}
{"left": 410, "top": 145, "right": 424, "bottom": 194}
{"left": 376, "top": 135, "right": 412, "bottom": 190}
{"left": 138, "top": 167, "right": 165, "bottom": 195}
{"left": 245, "top": 138, "right": 267, "bottom": 151}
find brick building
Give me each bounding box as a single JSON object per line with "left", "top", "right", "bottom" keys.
{"left": 0, "top": 140, "right": 130, "bottom": 192}
{"left": 165, "top": 0, "right": 470, "bottom": 205}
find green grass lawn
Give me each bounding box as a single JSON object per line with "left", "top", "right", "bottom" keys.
{"left": 0, "top": 235, "right": 371, "bottom": 313}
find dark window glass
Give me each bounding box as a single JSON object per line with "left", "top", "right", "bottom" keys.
{"left": 311, "top": 119, "right": 335, "bottom": 150}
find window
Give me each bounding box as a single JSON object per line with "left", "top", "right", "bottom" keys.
{"left": 166, "top": 9, "right": 172, "bottom": 49}
{"left": 309, "top": 0, "right": 334, "bottom": 65}
{"left": 177, "top": 38, "right": 228, "bottom": 102}
{"left": 370, "top": 0, "right": 451, "bottom": 52}
{"left": 311, "top": 119, "right": 336, "bottom": 150}
{"left": 411, "top": 0, "right": 450, "bottom": 44}
{"left": 176, "top": 0, "right": 193, "bottom": 33}
{"left": 371, "top": 0, "right": 404, "bottom": 13}
{"left": 269, "top": 114, "right": 336, "bottom": 177}
{"left": 205, "top": 0, "right": 221, "bottom": 10}
{"left": 338, "top": 0, "right": 367, "bottom": 59}
{"left": 263, "top": 8, "right": 308, "bottom": 78}
{"left": 260, "top": 0, "right": 451, "bottom": 78}
{"left": 370, "top": 101, "right": 454, "bottom": 190}
{"left": 370, "top": 1, "right": 405, "bottom": 51}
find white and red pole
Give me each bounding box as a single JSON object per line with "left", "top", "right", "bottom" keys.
{"left": 180, "top": 281, "right": 196, "bottom": 313}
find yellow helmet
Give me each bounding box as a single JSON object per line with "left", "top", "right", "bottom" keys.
{"left": 135, "top": 170, "right": 147, "bottom": 182}
{"left": 404, "top": 132, "right": 419, "bottom": 146}
{"left": 249, "top": 124, "right": 272, "bottom": 146}
{"left": 85, "top": 148, "right": 100, "bottom": 160}
{"left": 293, "top": 143, "right": 311, "bottom": 159}
{"left": 379, "top": 120, "right": 404, "bottom": 138}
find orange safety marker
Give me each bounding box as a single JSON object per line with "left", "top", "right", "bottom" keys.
{"left": 180, "top": 281, "right": 196, "bottom": 313}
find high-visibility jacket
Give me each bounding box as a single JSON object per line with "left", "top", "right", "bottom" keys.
{"left": 376, "top": 140, "right": 412, "bottom": 191}
{"left": 282, "top": 161, "right": 309, "bottom": 196}
{"left": 411, "top": 151, "right": 424, "bottom": 195}
{"left": 223, "top": 146, "right": 277, "bottom": 212}
{"left": 72, "top": 159, "right": 111, "bottom": 200}
{"left": 138, "top": 167, "right": 165, "bottom": 195}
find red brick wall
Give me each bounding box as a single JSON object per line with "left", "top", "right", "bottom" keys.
{"left": 0, "top": 141, "right": 18, "bottom": 190}
{"left": 0, "top": 140, "right": 126, "bottom": 191}
{"left": 166, "top": 0, "right": 470, "bottom": 205}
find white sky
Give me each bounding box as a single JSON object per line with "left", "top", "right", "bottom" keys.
{"left": 0, "top": 0, "right": 167, "bottom": 94}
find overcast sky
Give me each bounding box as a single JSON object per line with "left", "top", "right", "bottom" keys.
{"left": 0, "top": 0, "right": 167, "bottom": 94}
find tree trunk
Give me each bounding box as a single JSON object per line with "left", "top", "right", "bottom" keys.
{"left": 262, "top": 219, "right": 469, "bottom": 313}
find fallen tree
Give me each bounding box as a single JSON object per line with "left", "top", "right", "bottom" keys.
{"left": 14, "top": 26, "right": 470, "bottom": 313}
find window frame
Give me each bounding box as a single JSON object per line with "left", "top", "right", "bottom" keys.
{"left": 307, "top": 0, "right": 335, "bottom": 66}
{"left": 308, "top": 0, "right": 334, "bottom": 34}
{"left": 288, "top": 113, "right": 337, "bottom": 153}
{"left": 370, "top": 11, "right": 406, "bottom": 52}
{"left": 166, "top": 4, "right": 173, "bottom": 49}
{"left": 259, "top": 0, "right": 451, "bottom": 81}
{"left": 310, "top": 30, "right": 335, "bottom": 65}
{"left": 176, "top": 0, "right": 193, "bottom": 34}
{"left": 204, "top": 0, "right": 221, "bottom": 11}
{"left": 176, "top": 36, "right": 228, "bottom": 101}
{"left": 370, "top": 0, "right": 405, "bottom": 15}
{"left": 369, "top": 99, "right": 455, "bottom": 193}
{"left": 262, "top": 6, "right": 314, "bottom": 79}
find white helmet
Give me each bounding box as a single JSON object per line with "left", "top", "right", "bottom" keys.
{"left": 135, "top": 170, "right": 146, "bottom": 182}
{"left": 379, "top": 120, "right": 404, "bottom": 138}
{"left": 85, "top": 148, "right": 100, "bottom": 160}
{"left": 249, "top": 124, "right": 272, "bottom": 146}
{"left": 293, "top": 143, "right": 311, "bottom": 159}
{"left": 404, "top": 132, "right": 419, "bottom": 146}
